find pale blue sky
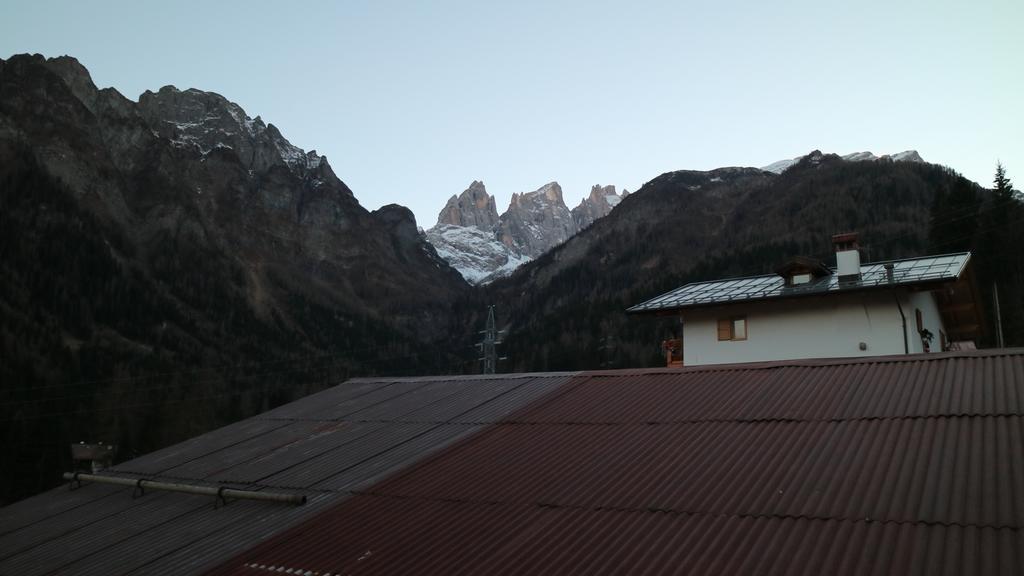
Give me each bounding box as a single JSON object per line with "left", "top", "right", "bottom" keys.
{"left": 2, "top": 0, "right": 1021, "bottom": 225}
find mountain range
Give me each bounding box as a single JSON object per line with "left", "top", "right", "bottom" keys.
{"left": 2, "top": 53, "right": 1020, "bottom": 505}
{"left": 425, "top": 181, "right": 628, "bottom": 283}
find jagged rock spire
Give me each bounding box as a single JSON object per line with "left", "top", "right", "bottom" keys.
{"left": 436, "top": 180, "right": 500, "bottom": 228}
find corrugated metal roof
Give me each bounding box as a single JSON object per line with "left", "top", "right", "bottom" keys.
{"left": 628, "top": 252, "right": 971, "bottom": 313}
{"left": 209, "top": 349, "right": 1024, "bottom": 576}
{"left": 0, "top": 372, "right": 576, "bottom": 575}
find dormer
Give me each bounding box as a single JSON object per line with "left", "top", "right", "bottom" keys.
{"left": 774, "top": 256, "right": 831, "bottom": 287}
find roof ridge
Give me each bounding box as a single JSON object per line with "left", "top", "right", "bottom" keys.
{"left": 579, "top": 348, "right": 1024, "bottom": 376}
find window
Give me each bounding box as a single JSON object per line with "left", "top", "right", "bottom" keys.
{"left": 717, "top": 316, "right": 747, "bottom": 341}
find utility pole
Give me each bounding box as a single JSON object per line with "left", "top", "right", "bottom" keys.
{"left": 477, "top": 305, "right": 505, "bottom": 374}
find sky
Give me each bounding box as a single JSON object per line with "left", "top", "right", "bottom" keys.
{"left": 1, "top": 0, "right": 1021, "bottom": 225}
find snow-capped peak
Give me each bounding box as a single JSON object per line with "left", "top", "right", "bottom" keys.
{"left": 761, "top": 149, "right": 926, "bottom": 174}
{"left": 425, "top": 181, "right": 626, "bottom": 284}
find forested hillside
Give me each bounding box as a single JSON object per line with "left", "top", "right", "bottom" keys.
{"left": 477, "top": 153, "right": 1023, "bottom": 373}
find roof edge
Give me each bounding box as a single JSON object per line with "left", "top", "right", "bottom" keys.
{"left": 579, "top": 348, "right": 1024, "bottom": 376}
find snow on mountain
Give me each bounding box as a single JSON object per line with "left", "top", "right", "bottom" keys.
{"left": 572, "top": 185, "right": 629, "bottom": 230}
{"left": 138, "top": 85, "right": 330, "bottom": 180}
{"left": 423, "top": 181, "right": 529, "bottom": 285}
{"left": 887, "top": 150, "right": 925, "bottom": 163}
{"left": 761, "top": 150, "right": 926, "bottom": 174}
{"left": 842, "top": 151, "right": 878, "bottom": 162}
{"left": 759, "top": 157, "right": 801, "bottom": 174}
{"left": 423, "top": 224, "right": 528, "bottom": 284}
{"left": 424, "top": 181, "right": 626, "bottom": 284}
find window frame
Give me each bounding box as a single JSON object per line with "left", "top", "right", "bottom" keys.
{"left": 717, "top": 315, "right": 748, "bottom": 341}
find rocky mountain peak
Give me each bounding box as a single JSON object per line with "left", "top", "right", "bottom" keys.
{"left": 426, "top": 179, "right": 627, "bottom": 284}
{"left": 499, "top": 181, "right": 575, "bottom": 259}
{"left": 40, "top": 55, "right": 100, "bottom": 112}
{"left": 436, "top": 180, "right": 499, "bottom": 228}
{"left": 136, "top": 85, "right": 334, "bottom": 185}
{"left": 372, "top": 203, "right": 424, "bottom": 257}
{"left": 589, "top": 184, "right": 615, "bottom": 202}
{"left": 572, "top": 184, "right": 628, "bottom": 230}
{"left": 510, "top": 181, "right": 562, "bottom": 205}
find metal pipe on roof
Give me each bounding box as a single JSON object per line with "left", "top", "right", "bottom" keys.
{"left": 62, "top": 472, "right": 306, "bottom": 506}
{"left": 893, "top": 294, "right": 909, "bottom": 355}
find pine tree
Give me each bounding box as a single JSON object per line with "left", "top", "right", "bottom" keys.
{"left": 978, "top": 162, "right": 1024, "bottom": 346}
{"left": 994, "top": 161, "right": 1013, "bottom": 197}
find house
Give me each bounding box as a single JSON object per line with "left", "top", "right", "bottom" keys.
{"left": 2, "top": 350, "right": 1022, "bottom": 575}
{"left": 629, "top": 233, "right": 984, "bottom": 366}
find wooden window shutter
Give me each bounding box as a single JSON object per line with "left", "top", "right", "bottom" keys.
{"left": 717, "top": 318, "right": 732, "bottom": 341}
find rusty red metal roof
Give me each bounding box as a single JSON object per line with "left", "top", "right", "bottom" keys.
{"left": 208, "top": 349, "right": 1024, "bottom": 576}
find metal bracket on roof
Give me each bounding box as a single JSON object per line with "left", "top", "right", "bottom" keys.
{"left": 132, "top": 478, "right": 145, "bottom": 499}
{"left": 215, "top": 486, "right": 229, "bottom": 509}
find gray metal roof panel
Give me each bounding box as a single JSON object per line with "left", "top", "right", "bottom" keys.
{"left": 0, "top": 370, "right": 573, "bottom": 576}
{"left": 629, "top": 252, "right": 971, "bottom": 312}
{"left": 270, "top": 380, "right": 433, "bottom": 421}
{"left": 311, "top": 424, "right": 484, "bottom": 491}
{"left": 111, "top": 418, "right": 292, "bottom": 476}
{"left": 452, "top": 374, "right": 580, "bottom": 423}
{"left": 261, "top": 422, "right": 439, "bottom": 488}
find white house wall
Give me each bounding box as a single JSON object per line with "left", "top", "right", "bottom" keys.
{"left": 681, "top": 290, "right": 942, "bottom": 366}
{"left": 907, "top": 290, "right": 945, "bottom": 353}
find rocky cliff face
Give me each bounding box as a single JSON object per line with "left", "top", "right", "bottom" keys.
{"left": 137, "top": 86, "right": 335, "bottom": 177}
{"left": 572, "top": 184, "right": 629, "bottom": 230}
{"left": 497, "top": 182, "right": 577, "bottom": 259}
{"left": 436, "top": 180, "right": 499, "bottom": 228}
{"left": 424, "top": 180, "right": 627, "bottom": 284}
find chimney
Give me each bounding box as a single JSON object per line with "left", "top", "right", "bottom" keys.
{"left": 831, "top": 232, "right": 861, "bottom": 281}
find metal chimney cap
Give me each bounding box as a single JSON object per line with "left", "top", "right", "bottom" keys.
{"left": 831, "top": 232, "right": 859, "bottom": 249}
